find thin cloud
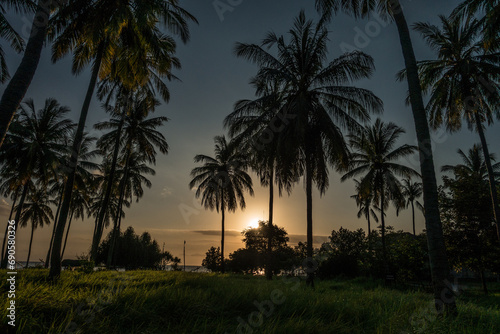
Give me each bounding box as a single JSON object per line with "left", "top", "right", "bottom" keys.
{"left": 192, "top": 230, "right": 241, "bottom": 237}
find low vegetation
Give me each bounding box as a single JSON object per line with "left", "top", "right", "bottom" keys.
{"left": 1, "top": 270, "right": 499, "bottom": 333}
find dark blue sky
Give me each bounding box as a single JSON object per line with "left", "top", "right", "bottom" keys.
{"left": 2, "top": 0, "right": 497, "bottom": 265}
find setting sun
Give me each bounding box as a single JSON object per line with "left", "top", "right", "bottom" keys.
{"left": 247, "top": 219, "right": 260, "bottom": 229}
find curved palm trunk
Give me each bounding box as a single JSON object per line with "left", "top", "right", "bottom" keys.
{"left": 2, "top": 183, "right": 29, "bottom": 268}
{"left": 411, "top": 200, "right": 416, "bottom": 236}
{"left": 60, "top": 210, "right": 74, "bottom": 260}
{"left": 107, "top": 146, "right": 132, "bottom": 267}
{"left": 92, "top": 108, "right": 127, "bottom": 262}
{"left": 266, "top": 167, "right": 274, "bottom": 280}
{"left": 48, "top": 45, "right": 105, "bottom": 280}
{"left": 0, "top": 1, "right": 52, "bottom": 148}
{"left": 474, "top": 113, "right": 500, "bottom": 241}
{"left": 390, "top": 0, "right": 456, "bottom": 315}
{"left": 25, "top": 222, "right": 35, "bottom": 268}
{"left": 45, "top": 190, "right": 63, "bottom": 268}
{"left": 0, "top": 188, "right": 19, "bottom": 265}
{"left": 305, "top": 157, "right": 314, "bottom": 287}
{"left": 221, "top": 191, "right": 225, "bottom": 274}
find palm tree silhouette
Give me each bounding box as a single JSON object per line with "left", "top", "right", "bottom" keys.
{"left": 400, "top": 178, "right": 424, "bottom": 236}
{"left": 342, "top": 118, "right": 418, "bottom": 268}
{"left": 19, "top": 186, "right": 55, "bottom": 268}
{"left": 453, "top": 0, "right": 500, "bottom": 49}
{"left": 350, "top": 179, "right": 379, "bottom": 235}
{"left": 0, "top": 0, "right": 31, "bottom": 82}
{"left": 0, "top": 98, "right": 73, "bottom": 268}
{"left": 315, "top": 0, "right": 456, "bottom": 313}
{"left": 95, "top": 93, "right": 168, "bottom": 266}
{"left": 442, "top": 144, "right": 500, "bottom": 182}
{"left": 404, "top": 14, "right": 500, "bottom": 241}
{"left": 189, "top": 136, "right": 254, "bottom": 273}
{"left": 0, "top": 0, "right": 51, "bottom": 147}
{"left": 225, "top": 80, "right": 297, "bottom": 280}
{"left": 235, "top": 11, "right": 382, "bottom": 285}
{"left": 49, "top": 1, "right": 196, "bottom": 279}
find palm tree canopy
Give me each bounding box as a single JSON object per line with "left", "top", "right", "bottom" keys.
{"left": 95, "top": 93, "right": 169, "bottom": 165}
{"left": 315, "top": 0, "right": 396, "bottom": 21}
{"left": 0, "top": 98, "right": 74, "bottom": 185}
{"left": 342, "top": 118, "right": 419, "bottom": 209}
{"left": 234, "top": 11, "right": 383, "bottom": 195}
{"left": 19, "top": 187, "right": 55, "bottom": 229}
{"left": 398, "top": 14, "right": 500, "bottom": 132}
{"left": 441, "top": 144, "right": 500, "bottom": 181}
{"left": 51, "top": 0, "right": 197, "bottom": 101}
{"left": 189, "top": 136, "right": 254, "bottom": 213}
{"left": 0, "top": 0, "right": 36, "bottom": 82}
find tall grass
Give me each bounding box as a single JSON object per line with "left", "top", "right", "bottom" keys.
{"left": 1, "top": 270, "right": 499, "bottom": 333}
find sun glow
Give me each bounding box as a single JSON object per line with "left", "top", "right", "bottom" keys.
{"left": 247, "top": 219, "right": 260, "bottom": 229}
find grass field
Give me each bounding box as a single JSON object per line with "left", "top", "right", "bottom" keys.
{"left": 1, "top": 270, "right": 499, "bottom": 333}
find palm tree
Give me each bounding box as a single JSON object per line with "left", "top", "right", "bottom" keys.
{"left": 453, "top": 0, "right": 500, "bottom": 49}
{"left": 49, "top": 0, "right": 197, "bottom": 280}
{"left": 0, "top": 0, "right": 30, "bottom": 82}
{"left": 0, "top": 98, "right": 72, "bottom": 268}
{"left": 404, "top": 14, "right": 500, "bottom": 241}
{"left": 95, "top": 96, "right": 167, "bottom": 266}
{"left": 189, "top": 136, "right": 254, "bottom": 273}
{"left": 315, "top": 0, "right": 457, "bottom": 314}
{"left": 225, "top": 80, "right": 297, "bottom": 280}
{"left": 235, "top": 11, "right": 383, "bottom": 285}
{"left": 350, "top": 179, "right": 379, "bottom": 235}
{"left": 342, "top": 119, "right": 418, "bottom": 267}
{"left": 60, "top": 177, "right": 92, "bottom": 260}
{"left": 0, "top": 0, "right": 52, "bottom": 147}
{"left": 19, "top": 187, "right": 54, "bottom": 268}
{"left": 400, "top": 178, "right": 424, "bottom": 236}
{"left": 442, "top": 144, "right": 500, "bottom": 182}
{"left": 44, "top": 132, "right": 99, "bottom": 267}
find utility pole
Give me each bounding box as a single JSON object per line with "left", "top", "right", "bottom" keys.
{"left": 183, "top": 240, "right": 186, "bottom": 272}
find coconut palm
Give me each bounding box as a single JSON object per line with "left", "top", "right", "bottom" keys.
{"left": 342, "top": 119, "right": 419, "bottom": 267}
{"left": 402, "top": 14, "right": 500, "bottom": 242}
{"left": 0, "top": 0, "right": 29, "bottom": 82}
{"left": 44, "top": 132, "right": 99, "bottom": 267}
{"left": 400, "top": 178, "right": 424, "bottom": 236}
{"left": 442, "top": 144, "right": 500, "bottom": 182}
{"left": 189, "top": 136, "right": 254, "bottom": 273}
{"left": 234, "top": 11, "right": 383, "bottom": 285}
{"left": 315, "top": 0, "right": 457, "bottom": 314}
{"left": 225, "top": 80, "right": 297, "bottom": 280}
{"left": 49, "top": 0, "right": 197, "bottom": 280}
{"left": 0, "top": 0, "right": 51, "bottom": 147}
{"left": 106, "top": 151, "right": 155, "bottom": 266}
{"left": 94, "top": 93, "right": 168, "bottom": 266}
{"left": 452, "top": 0, "right": 500, "bottom": 49}
{"left": 0, "top": 98, "right": 72, "bottom": 268}
{"left": 19, "top": 187, "right": 55, "bottom": 268}
{"left": 60, "top": 177, "right": 92, "bottom": 260}
{"left": 350, "top": 179, "right": 379, "bottom": 235}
